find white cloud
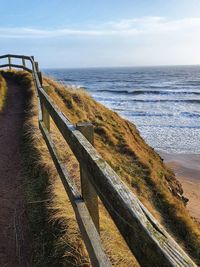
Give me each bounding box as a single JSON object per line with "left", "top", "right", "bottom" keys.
{"left": 1, "top": 16, "right": 200, "bottom": 39}
{"left": 0, "top": 27, "right": 107, "bottom": 38}
{"left": 2, "top": 16, "right": 200, "bottom": 67}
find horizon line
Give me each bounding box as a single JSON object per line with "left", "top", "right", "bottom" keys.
{"left": 42, "top": 63, "right": 200, "bottom": 70}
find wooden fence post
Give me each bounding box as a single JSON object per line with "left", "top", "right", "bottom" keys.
{"left": 41, "top": 86, "right": 50, "bottom": 131}
{"left": 37, "top": 71, "right": 43, "bottom": 86}
{"left": 76, "top": 122, "right": 100, "bottom": 233}
{"left": 8, "top": 57, "right": 11, "bottom": 70}
{"left": 22, "top": 58, "right": 26, "bottom": 68}
{"left": 35, "top": 61, "right": 39, "bottom": 72}
{"left": 35, "top": 61, "right": 43, "bottom": 85}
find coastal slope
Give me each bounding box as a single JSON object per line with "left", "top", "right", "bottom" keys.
{"left": 44, "top": 75, "right": 200, "bottom": 264}
{"left": 1, "top": 70, "right": 199, "bottom": 266}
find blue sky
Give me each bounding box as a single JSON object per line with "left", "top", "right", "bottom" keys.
{"left": 1, "top": 0, "right": 200, "bottom": 67}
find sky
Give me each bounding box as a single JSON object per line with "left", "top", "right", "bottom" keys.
{"left": 1, "top": 0, "right": 200, "bottom": 68}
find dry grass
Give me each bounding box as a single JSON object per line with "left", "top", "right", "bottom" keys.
{"left": 44, "top": 77, "right": 200, "bottom": 264}
{"left": 2, "top": 70, "right": 138, "bottom": 266}
{"left": 0, "top": 74, "right": 7, "bottom": 111}
{"left": 2, "top": 70, "right": 200, "bottom": 265}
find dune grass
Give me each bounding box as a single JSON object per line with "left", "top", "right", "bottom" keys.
{"left": 44, "top": 76, "right": 200, "bottom": 264}
{"left": 1, "top": 70, "right": 200, "bottom": 265}
{"left": 0, "top": 74, "right": 7, "bottom": 111}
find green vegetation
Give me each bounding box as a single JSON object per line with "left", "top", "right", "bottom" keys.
{"left": 0, "top": 74, "right": 7, "bottom": 111}
{"left": 1, "top": 70, "right": 200, "bottom": 266}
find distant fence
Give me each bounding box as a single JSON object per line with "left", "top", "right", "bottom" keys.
{"left": 0, "top": 54, "right": 197, "bottom": 267}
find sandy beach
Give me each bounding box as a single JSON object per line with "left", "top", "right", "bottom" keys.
{"left": 159, "top": 152, "right": 200, "bottom": 222}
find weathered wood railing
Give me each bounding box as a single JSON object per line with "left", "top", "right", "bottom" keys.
{"left": 0, "top": 54, "right": 197, "bottom": 267}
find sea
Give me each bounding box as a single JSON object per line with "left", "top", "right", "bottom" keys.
{"left": 43, "top": 66, "right": 200, "bottom": 154}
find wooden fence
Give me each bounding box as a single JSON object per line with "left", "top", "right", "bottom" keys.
{"left": 0, "top": 54, "right": 197, "bottom": 267}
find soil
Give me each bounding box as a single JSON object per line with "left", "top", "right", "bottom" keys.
{"left": 0, "top": 80, "right": 30, "bottom": 266}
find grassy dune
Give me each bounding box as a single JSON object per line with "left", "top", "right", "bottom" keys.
{"left": 1, "top": 70, "right": 200, "bottom": 266}
{"left": 0, "top": 74, "right": 7, "bottom": 111}
{"left": 44, "top": 77, "right": 200, "bottom": 262}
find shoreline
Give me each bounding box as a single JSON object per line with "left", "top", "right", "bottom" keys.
{"left": 158, "top": 151, "right": 200, "bottom": 222}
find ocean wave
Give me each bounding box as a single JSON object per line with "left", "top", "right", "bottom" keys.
{"left": 93, "top": 97, "right": 200, "bottom": 104}
{"left": 138, "top": 124, "right": 200, "bottom": 129}
{"left": 180, "top": 112, "right": 200, "bottom": 118}
{"left": 130, "top": 99, "right": 200, "bottom": 104}
{"left": 116, "top": 110, "right": 200, "bottom": 119}
{"left": 95, "top": 89, "right": 200, "bottom": 95}
{"left": 115, "top": 110, "right": 173, "bottom": 117}
{"left": 183, "top": 80, "right": 200, "bottom": 85}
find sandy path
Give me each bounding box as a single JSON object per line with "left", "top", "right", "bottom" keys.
{"left": 159, "top": 152, "right": 200, "bottom": 222}
{"left": 0, "top": 81, "right": 30, "bottom": 266}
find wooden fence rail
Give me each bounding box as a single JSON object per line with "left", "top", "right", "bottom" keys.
{"left": 0, "top": 54, "right": 197, "bottom": 267}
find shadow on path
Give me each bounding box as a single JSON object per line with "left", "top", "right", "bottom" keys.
{"left": 0, "top": 80, "right": 30, "bottom": 266}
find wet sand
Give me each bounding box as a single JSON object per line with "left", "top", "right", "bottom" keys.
{"left": 158, "top": 152, "right": 200, "bottom": 222}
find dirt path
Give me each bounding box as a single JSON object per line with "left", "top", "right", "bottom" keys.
{"left": 0, "top": 80, "right": 30, "bottom": 266}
